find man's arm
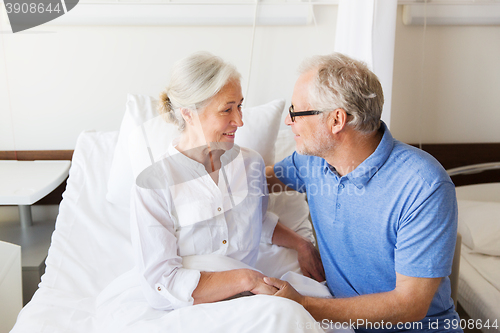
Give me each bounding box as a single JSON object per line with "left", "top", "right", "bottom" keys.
{"left": 265, "top": 165, "right": 295, "bottom": 193}
{"left": 271, "top": 221, "right": 325, "bottom": 282}
{"left": 265, "top": 163, "right": 324, "bottom": 280}
{"left": 265, "top": 273, "right": 441, "bottom": 325}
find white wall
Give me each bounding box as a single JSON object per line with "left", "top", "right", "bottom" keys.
{"left": 1, "top": 5, "right": 500, "bottom": 223}
{"left": 0, "top": 4, "right": 338, "bottom": 151}
{"left": 391, "top": 5, "right": 500, "bottom": 144}
{"left": 0, "top": 4, "right": 338, "bottom": 223}
{"left": 2, "top": 5, "right": 499, "bottom": 150}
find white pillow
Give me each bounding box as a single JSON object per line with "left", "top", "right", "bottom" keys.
{"left": 267, "top": 191, "right": 314, "bottom": 243}
{"left": 274, "top": 127, "right": 297, "bottom": 163}
{"left": 256, "top": 128, "right": 314, "bottom": 277}
{"left": 106, "top": 94, "right": 285, "bottom": 206}
{"left": 237, "top": 100, "right": 285, "bottom": 166}
{"left": 267, "top": 128, "right": 314, "bottom": 243}
{"left": 106, "top": 94, "right": 165, "bottom": 205}
{"left": 457, "top": 199, "right": 500, "bottom": 256}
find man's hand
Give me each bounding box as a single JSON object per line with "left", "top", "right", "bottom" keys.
{"left": 264, "top": 273, "right": 443, "bottom": 324}
{"left": 271, "top": 222, "right": 326, "bottom": 282}
{"left": 264, "top": 277, "right": 306, "bottom": 305}
{"left": 241, "top": 269, "right": 279, "bottom": 296}
{"left": 297, "top": 240, "right": 325, "bottom": 282}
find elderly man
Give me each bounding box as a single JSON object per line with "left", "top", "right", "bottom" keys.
{"left": 264, "top": 53, "right": 462, "bottom": 332}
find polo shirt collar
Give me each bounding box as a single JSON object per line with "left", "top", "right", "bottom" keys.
{"left": 346, "top": 121, "right": 394, "bottom": 189}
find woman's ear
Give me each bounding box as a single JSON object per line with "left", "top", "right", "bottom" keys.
{"left": 180, "top": 108, "right": 193, "bottom": 125}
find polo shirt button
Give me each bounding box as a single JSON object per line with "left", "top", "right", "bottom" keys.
{"left": 157, "top": 286, "right": 162, "bottom": 292}
{"left": 222, "top": 240, "right": 227, "bottom": 244}
{"left": 217, "top": 207, "right": 222, "bottom": 212}
{"left": 336, "top": 203, "right": 341, "bottom": 209}
{"left": 339, "top": 184, "right": 345, "bottom": 189}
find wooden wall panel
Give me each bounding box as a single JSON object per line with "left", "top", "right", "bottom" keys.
{"left": 2, "top": 143, "right": 499, "bottom": 205}
{"left": 0, "top": 150, "right": 74, "bottom": 161}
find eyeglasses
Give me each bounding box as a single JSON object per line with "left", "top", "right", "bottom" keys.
{"left": 288, "top": 105, "right": 352, "bottom": 122}
{"left": 288, "top": 105, "right": 324, "bottom": 122}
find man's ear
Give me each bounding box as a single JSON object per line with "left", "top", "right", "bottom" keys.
{"left": 329, "top": 108, "right": 349, "bottom": 134}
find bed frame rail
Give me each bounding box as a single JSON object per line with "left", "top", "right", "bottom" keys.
{"left": 413, "top": 143, "right": 500, "bottom": 187}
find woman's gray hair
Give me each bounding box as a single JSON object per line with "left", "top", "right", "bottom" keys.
{"left": 299, "top": 53, "right": 383, "bottom": 133}
{"left": 158, "top": 51, "right": 241, "bottom": 131}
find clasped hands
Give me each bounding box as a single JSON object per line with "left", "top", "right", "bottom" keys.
{"left": 245, "top": 239, "right": 324, "bottom": 305}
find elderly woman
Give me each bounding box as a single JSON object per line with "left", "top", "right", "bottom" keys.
{"left": 130, "top": 51, "right": 324, "bottom": 311}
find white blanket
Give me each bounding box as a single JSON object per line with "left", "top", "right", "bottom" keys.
{"left": 11, "top": 131, "right": 353, "bottom": 333}
{"left": 96, "top": 255, "right": 350, "bottom": 333}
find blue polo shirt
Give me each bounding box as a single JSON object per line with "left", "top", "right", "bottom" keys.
{"left": 275, "top": 122, "right": 460, "bottom": 332}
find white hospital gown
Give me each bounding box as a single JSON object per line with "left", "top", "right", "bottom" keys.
{"left": 130, "top": 142, "right": 279, "bottom": 311}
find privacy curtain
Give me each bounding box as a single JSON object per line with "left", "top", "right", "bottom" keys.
{"left": 334, "top": 0, "right": 398, "bottom": 128}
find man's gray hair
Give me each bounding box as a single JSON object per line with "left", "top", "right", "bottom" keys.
{"left": 158, "top": 51, "right": 241, "bottom": 131}
{"left": 299, "top": 53, "right": 383, "bottom": 133}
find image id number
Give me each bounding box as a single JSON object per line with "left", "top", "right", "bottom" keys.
{"left": 444, "top": 318, "right": 499, "bottom": 330}
{"left": 5, "top": 2, "right": 61, "bottom": 14}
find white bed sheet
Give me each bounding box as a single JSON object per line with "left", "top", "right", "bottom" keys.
{"left": 461, "top": 247, "right": 500, "bottom": 293}
{"left": 11, "top": 130, "right": 352, "bottom": 333}
{"left": 11, "top": 131, "right": 131, "bottom": 333}
{"left": 458, "top": 247, "right": 500, "bottom": 333}
{"left": 456, "top": 183, "right": 500, "bottom": 333}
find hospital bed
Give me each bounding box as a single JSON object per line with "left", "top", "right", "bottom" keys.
{"left": 8, "top": 93, "right": 476, "bottom": 332}
{"left": 449, "top": 164, "right": 500, "bottom": 333}
{"left": 9, "top": 95, "right": 351, "bottom": 333}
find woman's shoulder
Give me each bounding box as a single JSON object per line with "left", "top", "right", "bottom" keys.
{"left": 236, "top": 145, "right": 265, "bottom": 165}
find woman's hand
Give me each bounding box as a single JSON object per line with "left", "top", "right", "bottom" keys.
{"left": 263, "top": 277, "right": 306, "bottom": 306}
{"left": 193, "top": 269, "right": 277, "bottom": 304}
{"left": 240, "top": 269, "right": 279, "bottom": 295}
{"left": 297, "top": 240, "right": 325, "bottom": 282}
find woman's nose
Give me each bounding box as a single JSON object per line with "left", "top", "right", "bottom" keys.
{"left": 233, "top": 111, "right": 244, "bottom": 127}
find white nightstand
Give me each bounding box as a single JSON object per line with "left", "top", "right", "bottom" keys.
{"left": 0, "top": 241, "right": 22, "bottom": 333}
{"left": 0, "top": 160, "right": 71, "bottom": 305}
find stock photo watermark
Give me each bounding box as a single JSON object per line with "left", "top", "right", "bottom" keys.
{"left": 298, "top": 318, "right": 499, "bottom": 331}
{"left": 2, "top": 0, "right": 78, "bottom": 33}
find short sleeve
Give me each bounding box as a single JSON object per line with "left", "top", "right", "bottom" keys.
{"left": 395, "top": 181, "right": 458, "bottom": 278}
{"left": 274, "top": 152, "right": 307, "bottom": 193}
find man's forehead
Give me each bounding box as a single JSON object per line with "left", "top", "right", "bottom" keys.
{"left": 292, "top": 71, "right": 315, "bottom": 107}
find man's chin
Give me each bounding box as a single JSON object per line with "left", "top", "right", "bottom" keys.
{"left": 296, "top": 145, "right": 320, "bottom": 157}
{"left": 296, "top": 147, "right": 310, "bottom": 156}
